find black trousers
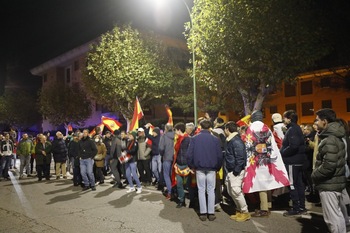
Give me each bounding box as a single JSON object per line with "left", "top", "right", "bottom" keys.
{"left": 137, "top": 159, "right": 152, "bottom": 183}
{"left": 36, "top": 163, "right": 50, "bottom": 179}
{"left": 286, "top": 164, "right": 306, "bottom": 211}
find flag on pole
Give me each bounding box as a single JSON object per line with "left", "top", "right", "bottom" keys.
{"left": 101, "top": 116, "right": 122, "bottom": 132}
{"left": 129, "top": 97, "right": 144, "bottom": 131}
{"left": 236, "top": 115, "right": 251, "bottom": 127}
{"left": 67, "top": 124, "right": 73, "bottom": 132}
{"left": 89, "top": 123, "right": 104, "bottom": 137}
{"left": 165, "top": 105, "right": 173, "bottom": 126}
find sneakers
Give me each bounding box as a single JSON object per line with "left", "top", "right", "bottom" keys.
{"left": 91, "top": 186, "right": 96, "bottom": 191}
{"left": 236, "top": 212, "right": 251, "bottom": 222}
{"left": 176, "top": 201, "right": 186, "bottom": 208}
{"left": 230, "top": 212, "right": 241, "bottom": 220}
{"left": 199, "top": 214, "right": 207, "bottom": 221}
{"left": 82, "top": 186, "right": 90, "bottom": 191}
{"left": 136, "top": 187, "right": 142, "bottom": 194}
{"left": 252, "top": 210, "right": 269, "bottom": 217}
{"left": 283, "top": 209, "right": 301, "bottom": 217}
{"left": 126, "top": 187, "right": 136, "bottom": 193}
{"left": 208, "top": 214, "right": 216, "bottom": 221}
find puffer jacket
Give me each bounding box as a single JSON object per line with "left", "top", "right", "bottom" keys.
{"left": 137, "top": 136, "right": 152, "bottom": 160}
{"left": 224, "top": 132, "right": 247, "bottom": 176}
{"left": 311, "top": 122, "right": 347, "bottom": 192}
{"left": 52, "top": 138, "right": 68, "bottom": 163}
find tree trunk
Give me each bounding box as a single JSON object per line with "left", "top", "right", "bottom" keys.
{"left": 238, "top": 87, "right": 253, "bottom": 115}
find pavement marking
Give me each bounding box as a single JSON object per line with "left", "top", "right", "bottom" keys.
{"left": 9, "top": 172, "right": 37, "bottom": 219}
{"left": 251, "top": 220, "right": 268, "bottom": 233}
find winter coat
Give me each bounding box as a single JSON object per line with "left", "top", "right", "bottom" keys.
{"left": 110, "top": 135, "right": 122, "bottom": 159}
{"left": 159, "top": 131, "right": 175, "bottom": 161}
{"left": 187, "top": 130, "right": 223, "bottom": 171}
{"left": 311, "top": 122, "right": 347, "bottom": 192}
{"left": 94, "top": 143, "right": 107, "bottom": 168}
{"left": 17, "top": 138, "right": 33, "bottom": 156}
{"left": 0, "top": 140, "right": 14, "bottom": 156}
{"left": 146, "top": 130, "right": 161, "bottom": 156}
{"left": 68, "top": 139, "right": 80, "bottom": 166}
{"left": 103, "top": 136, "right": 113, "bottom": 155}
{"left": 225, "top": 132, "right": 247, "bottom": 176}
{"left": 175, "top": 135, "right": 190, "bottom": 166}
{"left": 35, "top": 142, "right": 52, "bottom": 165}
{"left": 52, "top": 138, "right": 68, "bottom": 163}
{"left": 125, "top": 139, "right": 138, "bottom": 163}
{"left": 280, "top": 122, "right": 306, "bottom": 165}
{"left": 78, "top": 136, "right": 98, "bottom": 160}
{"left": 137, "top": 136, "right": 152, "bottom": 160}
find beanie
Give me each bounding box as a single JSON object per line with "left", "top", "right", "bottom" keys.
{"left": 251, "top": 110, "right": 263, "bottom": 123}
{"left": 129, "top": 131, "right": 137, "bottom": 139}
{"left": 153, "top": 127, "right": 160, "bottom": 135}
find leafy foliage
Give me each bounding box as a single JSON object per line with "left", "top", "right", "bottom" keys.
{"left": 188, "top": 0, "right": 331, "bottom": 114}
{"left": 83, "top": 25, "right": 184, "bottom": 119}
{"left": 0, "top": 90, "right": 40, "bottom": 129}
{"left": 38, "top": 83, "right": 92, "bottom": 126}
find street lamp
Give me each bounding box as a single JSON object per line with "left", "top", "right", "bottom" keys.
{"left": 149, "top": 0, "right": 197, "bottom": 125}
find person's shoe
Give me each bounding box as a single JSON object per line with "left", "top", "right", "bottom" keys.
{"left": 126, "top": 187, "right": 136, "bottom": 193}
{"left": 176, "top": 201, "right": 186, "bottom": 208}
{"left": 236, "top": 212, "right": 251, "bottom": 222}
{"left": 82, "top": 186, "right": 90, "bottom": 191}
{"left": 14, "top": 166, "right": 17, "bottom": 169}
{"left": 215, "top": 203, "right": 222, "bottom": 212}
{"left": 199, "top": 214, "right": 207, "bottom": 221}
{"left": 299, "top": 208, "right": 308, "bottom": 215}
{"left": 91, "top": 186, "right": 96, "bottom": 191}
{"left": 136, "top": 187, "right": 142, "bottom": 194}
{"left": 283, "top": 209, "right": 301, "bottom": 217}
{"left": 27, "top": 174, "right": 32, "bottom": 177}
{"left": 63, "top": 176, "right": 67, "bottom": 179}
{"left": 99, "top": 181, "right": 104, "bottom": 184}
{"left": 230, "top": 212, "right": 241, "bottom": 220}
{"left": 56, "top": 176, "right": 60, "bottom": 180}
{"left": 166, "top": 193, "right": 171, "bottom": 200}
{"left": 38, "top": 178, "right": 42, "bottom": 182}
{"left": 45, "top": 177, "right": 50, "bottom": 181}
{"left": 252, "top": 210, "right": 269, "bottom": 217}
{"left": 19, "top": 175, "right": 23, "bottom": 180}
{"left": 208, "top": 214, "right": 216, "bottom": 221}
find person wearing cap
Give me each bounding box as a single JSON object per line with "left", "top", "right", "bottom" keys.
{"left": 271, "top": 113, "right": 285, "bottom": 149}
{"left": 136, "top": 127, "right": 152, "bottom": 186}
{"left": 281, "top": 110, "right": 307, "bottom": 216}
{"left": 125, "top": 131, "right": 142, "bottom": 194}
{"left": 145, "top": 123, "right": 162, "bottom": 186}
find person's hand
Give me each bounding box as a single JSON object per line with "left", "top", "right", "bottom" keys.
{"left": 205, "top": 112, "right": 210, "bottom": 120}
{"left": 42, "top": 151, "right": 46, "bottom": 156}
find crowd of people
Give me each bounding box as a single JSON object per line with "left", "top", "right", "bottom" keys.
{"left": 0, "top": 108, "right": 349, "bottom": 232}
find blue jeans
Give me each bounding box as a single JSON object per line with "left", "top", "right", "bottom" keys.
{"left": 80, "top": 158, "right": 95, "bottom": 187}
{"left": 196, "top": 170, "right": 216, "bottom": 214}
{"left": 163, "top": 160, "right": 172, "bottom": 194}
{"left": 151, "top": 155, "right": 162, "bottom": 182}
{"left": 176, "top": 164, "right": 188, "bottom": 203}
{"left": 2, "top": 156, "right": 12, "bottom": 178}
{"left": 125, "top": 161, "right": 141, "bottom": 188}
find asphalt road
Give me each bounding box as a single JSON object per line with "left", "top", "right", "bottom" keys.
{"left": 0, "top": 169, "right": 330, "bottom": 233}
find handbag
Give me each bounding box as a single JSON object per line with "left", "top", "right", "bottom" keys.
{"left": 174, "top": 163, "right": 191, "bottom": 177}
{"left": 94, "top": 154, "right": 103, "bottom": 161}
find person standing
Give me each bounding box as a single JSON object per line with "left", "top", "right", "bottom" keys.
{"left": 159, "top": 123, "right": 175, "bottom": 200}
{"left": 187, "top": 119, "right": 223, "bottom": 221}
{"left": 145, "top": 124, "right": 162, "bottom": 186}
{"left": 281, "top": 110, "right": 307, "bottom": 216}
{"left": 312, "top": 108, "right": 347, "bottom": 233}
{"left": 93, "top": 135, "right": 106, "bottom": 184}
{"left": 35, "top": 135, "right": 52, "bottom": 181}
{"left": 0, "top": 133, "right": 15, "bottom": 180}
{"left": 103, "top": 131, "right": 113, "bottom": 174}
{"left": 69, "top": 133, "right": 81, "bottom": 186}
{"left": 224, "top": 122, "right": 251, "bottom": 222}
{"left": 52, "top": 131, "right": 68, "bottom": 179}
{"left": 110, "top": 130, "right": 123, "bottom": 188}
{"left": 136, "top": 128, "right": 152, "bottom": 186}
{"left": 17, "top": 133, "right": 33, "bottom": 179}
{"left": 79, "top": 129, "right": 98, "bottom": 191}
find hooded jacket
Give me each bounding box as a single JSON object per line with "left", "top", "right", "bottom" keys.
{"left": 159, "top": 131, "right": 175, "bottom": 161}
{"left": 311, "top": 122, "right": 347, "bottom": 192}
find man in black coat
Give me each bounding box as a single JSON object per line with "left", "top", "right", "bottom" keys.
{"left": 52, "top": 131, "right": 68, "bottom": 179}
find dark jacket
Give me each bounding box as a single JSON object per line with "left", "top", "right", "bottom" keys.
{"left": 52, "top": 138, "right": 68, "bottom": 163}
{"left": 125, "top": 139, "right": 138, "bottom": 163}
{"left": 159, "top": 131, "right": 175, "bottom": 161}
{"left": 103, "top": 136, "right": 113, "bottom": 155}
{"left": 311, "top": 122, "right": 347, "bottom": 192}
{"left": 68, "top": 139, "right": 80, "bottom": 166}
{"left": 78, "top": 136, "right": 98, "bottom": 160}
{"left": 176, "top": 136, "right": 191, "bottom": 166}
{"left": 110, "top": 135, "right": 122, "bottom": 159}
{"left": 187, "top": 130, "right": 223, "bottom": 171}
{"left": 225, "top": 132, "right": 247, "bottom": 176}
{"left": 35, "top": 142, "right": 52, "bottom": 165}
{"left": 146, "top": 128, "right": 161, "bottom": 156}
{"left": 280, "top": 122, "right": 306, "bottom": 165}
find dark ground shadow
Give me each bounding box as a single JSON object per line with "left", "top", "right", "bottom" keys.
{"left": 297, "top": 213, "right": 329, "bottom": 233}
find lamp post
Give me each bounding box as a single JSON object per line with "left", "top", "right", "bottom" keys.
{"left": 180, "top": 0, "right": 197, "bottom": 125}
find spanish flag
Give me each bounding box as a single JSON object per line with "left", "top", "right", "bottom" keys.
{"left": 89, "top": 123, "right": 104, "bottom": 137}
{"left": 102, "top": 116, "right": 122, "bottom": 132}
{"left": 236, "top": 115, "right": 251, "bottom": 127}
{"left": 165, "top": 105, "right": 173, "bottom": 126}
{"left": 129, "top": 97, "right": 144, "bottom": 131}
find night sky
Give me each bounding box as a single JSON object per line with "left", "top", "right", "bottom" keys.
{"left": 1, "top": 0, "right": 192, "bottom": 93}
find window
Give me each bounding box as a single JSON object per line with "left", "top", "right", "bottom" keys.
{"left": 270, "top": 105, "right": 277, "bottom": 114}
{"left": 347, "top": 98, "right": 350, "bottom": 112}
{"left": 74, "top": 60, "right": 79, "bottom": 71}
{"left": 65, "top": 67, "right": 71, "bottom": 83}
{"left": 43, "top": 74, "right": 47, "bottom": 83}
{"left": 320, "top": 77, "right": 331, "bottom": 88}
{"left": 284, "top": 83, "right": 296, "bottom": 97}
{"left": 285, "top": 103, "right": 297, "bottom": 112}
{"left": 300, "top": 80, "right": 313, "bottom": 95}
{"left": 302, "top": 102, "right": 314, "bottom": 116}
{"left": 322, "top": 100, "right": 332, "bottom": 109}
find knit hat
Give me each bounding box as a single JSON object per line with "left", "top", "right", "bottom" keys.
{"left": 271, "top": 113, "right": 282, "bottom": 124}
{"left": 251, "top": 110, "right": 263, "bottom": 122}
{"left": 129, "top": 131, "right": 137, "bottom": 139}
{"left": 153, "top": 127, "right": 160, "bottom": 135}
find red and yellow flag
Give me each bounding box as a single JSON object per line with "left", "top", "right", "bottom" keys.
{"left": 102, "top": 116, "right": 122, "bottom": 132}
{"left": 89, "top": 123, "right": 105, "bottom": 137}
{"left": 236, "top": 115, "right": 251, "bottom": 127}
{"left": 129, "top": 97, "right": 144, "bottom": 131}
{"left": 165, "top": 105, "right": 173, "bottom": 126}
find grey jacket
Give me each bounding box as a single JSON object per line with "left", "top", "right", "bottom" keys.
{"left": 159, "top": 131, "right": 175, "bottom": 161}
{"left": 137, "top": 136, "right": 152, "bottom": 160}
